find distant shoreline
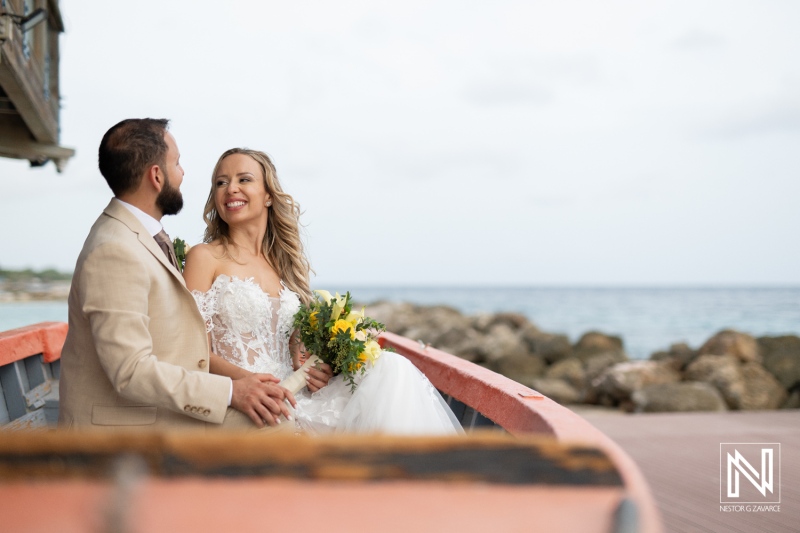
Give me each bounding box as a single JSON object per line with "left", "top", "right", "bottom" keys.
{"left": 0, "top": 282, "right": 70, "bottom": 302}
{"left": 0, "top": 268, "right": 72, "bottom": 302}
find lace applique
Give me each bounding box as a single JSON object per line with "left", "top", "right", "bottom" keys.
{"left": 277, "top": 281, "right": 301, "bottom": 340}
{"left": 191, "top": 275, "right": 294, "bottom": 380}
{"left": 192, "top": 286, "right": 218, "bottom": 334}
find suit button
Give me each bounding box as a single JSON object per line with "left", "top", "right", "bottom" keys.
{"left": 191, "top": 406, "right": 198, "bottom": 413}
{"left": 184, "top": 405, "right": 191, "bottom": 412}
{"left": 198, "top": 359, "right": 207, "bottom": 369}
{"left": 203, "top": 409, "right": 210, "bottom": 416}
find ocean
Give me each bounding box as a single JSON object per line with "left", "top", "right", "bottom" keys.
{"left": 2, "top": 287, "right": 798, "bottom": 360}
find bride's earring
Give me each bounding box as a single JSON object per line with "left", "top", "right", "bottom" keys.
{"left": 266, "top": 200, "right": 272, "bottom": 207}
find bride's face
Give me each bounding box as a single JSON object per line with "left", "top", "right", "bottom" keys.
{"left": 214, "top": 153, "right": 271, "bottom": 227}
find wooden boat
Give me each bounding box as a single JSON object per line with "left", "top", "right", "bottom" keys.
{"left": 0, "top": 322, "right": 662, "bottom": 532}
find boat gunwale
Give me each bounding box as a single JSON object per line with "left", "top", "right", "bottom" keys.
{"left": 0, "top": 322, "right": 663, "bottom": 532}
{"left": 380, "top": 330, "right": 662, "bottom": 533}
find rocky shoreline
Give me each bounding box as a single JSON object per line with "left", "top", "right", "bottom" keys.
{"left": 366, "top": 301, "right": 800, "bottom": 413}
{"left": 0, "top": 282, "right": 70, "bottom": 302}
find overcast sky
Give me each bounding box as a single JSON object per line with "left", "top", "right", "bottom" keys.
{"left": 1, "top": 0, "right": 798, "bottom": 286}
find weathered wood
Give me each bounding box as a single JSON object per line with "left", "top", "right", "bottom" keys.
{"left": 0, "top": 360, "right": 27, "bottom": 420}
{"left": 580, "top": 410, "right": 800, "bottom": 533}
{"left": 0, "top": 113, "right": 73, "bottom": 160}
{"left": 0, "top": 30, "right": 57, "bottom": 143}
{"left": 0, "top": 431, "right": 624, "bottom": 487}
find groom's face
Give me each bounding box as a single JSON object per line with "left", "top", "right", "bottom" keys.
{"left": 156, "top": 132, "right": 185, "bottom": 216}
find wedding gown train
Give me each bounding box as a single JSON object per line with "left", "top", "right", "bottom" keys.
{"left": 192, "top": 275, "right": 462, "bottom": 435}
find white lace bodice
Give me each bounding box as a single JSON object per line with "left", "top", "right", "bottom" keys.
{"left": 192, "top": 275, "right": 300, "bottom": 379}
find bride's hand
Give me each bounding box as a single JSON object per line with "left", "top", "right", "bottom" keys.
{"left": 289, "top": 331, "right": 309, "bottom": 371}
{"left": 289, "top": 330, "right": 332, "bottom": 391}
{"left": 305, "top": 361, "right": 333, "bottom": 393}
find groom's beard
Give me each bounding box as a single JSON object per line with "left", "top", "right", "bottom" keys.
{"left": 156, "top": 171, "right": 183, "bottom": 216}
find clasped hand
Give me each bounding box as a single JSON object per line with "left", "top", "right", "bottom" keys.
{"left": 230, "top": 374, "right": 296, "bottom": 428}
{"left": 290, "top": 334, "right": 333, "bottom": 393}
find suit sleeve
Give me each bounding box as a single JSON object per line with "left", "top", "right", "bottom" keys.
{"left": 78, "top": 240, "right": 231, "bottom": 424}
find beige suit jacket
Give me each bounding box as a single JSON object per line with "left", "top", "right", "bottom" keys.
{"left": 59, "top": 198, "right": 254, "bottom": 430}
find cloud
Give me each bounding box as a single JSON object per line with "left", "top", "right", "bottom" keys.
{"left": 463, "top": 80, "right": 552, "bottom": 106}
{"left": 705, "top": 102, "right": 800, "bottom": 138}
{"left": 672, "top": 29, "right": 725, "bottom": 50}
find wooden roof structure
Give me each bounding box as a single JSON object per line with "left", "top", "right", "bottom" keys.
{"left": 0, "top": 0, "right": 73, "bottom": 172}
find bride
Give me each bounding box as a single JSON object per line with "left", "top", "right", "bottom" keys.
{"left": 183, "top": 148, "right": 462, "bottom": 435}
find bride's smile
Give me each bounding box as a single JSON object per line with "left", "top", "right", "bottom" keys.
{"left": 213, "top": 153, "right": 271, "bottom": 225}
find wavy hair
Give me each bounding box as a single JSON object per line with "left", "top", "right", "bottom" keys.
{"left": 203, "top": 148, "right": 313, "bottom": 303}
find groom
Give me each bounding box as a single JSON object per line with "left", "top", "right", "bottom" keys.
{"left": 59, "top": 118, "right": 295, "bottom": 430}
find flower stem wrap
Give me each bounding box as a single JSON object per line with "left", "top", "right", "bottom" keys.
{"left": 278, "top": 355, "right": 324, "bottom": 395}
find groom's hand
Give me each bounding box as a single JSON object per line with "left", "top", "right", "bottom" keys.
{"left": 231, "top": 375, "right": 297, "bottom": 428}
{"left": 305, "top": 362, "right": 333, "bottom": 393}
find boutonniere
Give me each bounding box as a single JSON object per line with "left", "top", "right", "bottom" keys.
{"left": 172, "top": 237, "right": 191, "bottom": 272}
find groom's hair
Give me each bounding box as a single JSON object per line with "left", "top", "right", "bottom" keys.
{"left": 98, "top": 118, "right": 170, "bottom": 196}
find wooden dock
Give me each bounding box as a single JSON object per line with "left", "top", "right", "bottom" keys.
{"left": 576, "top": 408, "right": 800, "bottom": 533}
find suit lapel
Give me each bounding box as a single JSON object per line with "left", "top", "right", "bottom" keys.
{"left": 103, "top": 199, "right": 186, "bottom": 287}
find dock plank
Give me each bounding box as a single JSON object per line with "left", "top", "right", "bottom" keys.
{"left": 576, "top": 409, "right": 800, "bottom": 533}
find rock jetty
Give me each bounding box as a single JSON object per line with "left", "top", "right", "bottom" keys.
{"left": 366, "top": 301, "right": 800, "bottom": 413}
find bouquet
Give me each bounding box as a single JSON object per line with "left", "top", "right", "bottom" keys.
{"left": 281, "top": 290, "right": 385, "bottom": 393}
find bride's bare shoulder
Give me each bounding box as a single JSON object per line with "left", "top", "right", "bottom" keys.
{"left": 184, "top": 242, "right": 225, "bottom": 292}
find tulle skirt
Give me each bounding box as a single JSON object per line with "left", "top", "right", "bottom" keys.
{"left": 293, "top": 351, "right": 463, "bottom": 435}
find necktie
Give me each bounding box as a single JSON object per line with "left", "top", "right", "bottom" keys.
{"left": 154, "top": 229, "right": 180, "bottom": 270}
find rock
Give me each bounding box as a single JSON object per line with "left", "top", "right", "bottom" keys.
{"left": 365, "top": 301, "right": 418, "bottom": 335}
{"left": 668, "top": 342, "right": 697, "bottom": 367}
{"left": 783, "top": 386, "right": 800, "bottom": 409}
{"left": 524, "top": 330, "right": 572, "bottom": 363}
{"left": 545, "top": 357, "right": 586, "bottom": 391}
{"left": 403, "top": 305, "right": 472, "bottom": 347}
{"left": 471, "top": 312, "right": 533, "bottom": 333}
{"left": 651, "top": 342, "right": 696, "bottom": 371}
{"left": 470, "top": 313, "right": 494, "bottom": 333}
{"left": 758, "top": 335, "right": 800, "bottom": 390}
{"left": 632, "top": 382, "right": 728, "bottom": 413}
{"left": 684, "top": 354, "right": 743, "bottom": 409}
{"left": 480, "top": 324, "right": 529, "bottom": 364}
{"left": 685, "top": 355, "right": 786, "bottom": 410}
{"left": 738, "top": 362, "right": 787, "bottom": 410}
{"left": 437, "top": 328, "right": 485, "bottom": 363}
{"left": 488, "top": 312, "right": 533, "bottom": 331}
{"left": 584, "top": 351, "right": 629, "bottom": 384}
{"left": 592, "top": 361, "right": 681, "bottom": 404}
{"left": 698, "top": 330, "right": 761, "bottom": 363}
{"left": 530, "top": 378, "right": 581, "bottom": 405}
{"left": 573, "top": 331, "right": 625, "bottom": 361}
{"left": 496, "top": 353, "right": 547, "bottom": 384}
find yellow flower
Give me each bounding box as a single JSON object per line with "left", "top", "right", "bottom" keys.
{"left": 315, "top": 290, "right": 333, "bottom": 304}
{"left": 331, "top": 319, "right": 356, "bottom": 340}
{"left": 354, "top": 330, "right": 367, "bottom": 342}
{"left": 344, "top": 307, "right": 364, "bottom": 325}
{"left": 309, "top": 310, "right": 319, "bottom": 328}
{"left": 331, "top": 293, "right": 347, "bottom": 321}
{"left": 314, "top": 289, "right": 348, "bottom": 320}
{"left": 361, "top": 340, "right": 382, "bottom": 364}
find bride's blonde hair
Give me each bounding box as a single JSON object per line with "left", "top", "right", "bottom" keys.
{"left": 203, "top": 148, "right": 313, "bottom": 303}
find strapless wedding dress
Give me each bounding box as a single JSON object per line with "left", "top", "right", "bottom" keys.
{"left": 193, "top": 275, "right": 462, "bottom": 435}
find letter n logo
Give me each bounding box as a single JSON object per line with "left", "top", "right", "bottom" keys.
{"left": 720, "top": 443, "right": 781, "bottom": 504}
